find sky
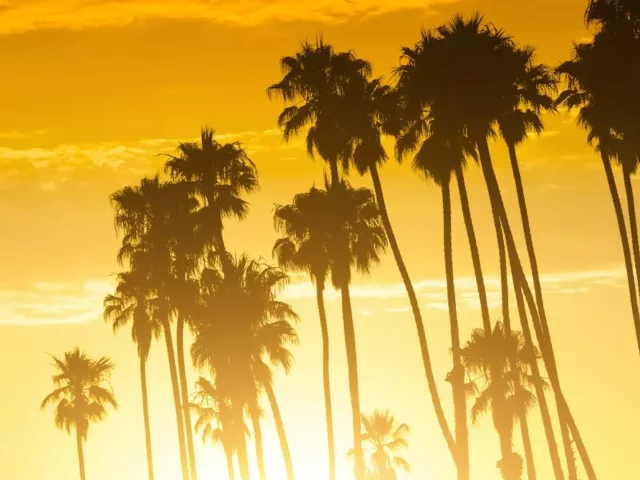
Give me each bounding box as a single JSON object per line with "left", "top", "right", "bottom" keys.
{"left": 0, "top": 0, "right": 638, "bottom": 479}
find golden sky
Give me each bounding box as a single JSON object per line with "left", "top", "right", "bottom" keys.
{"left": 0, "top": 0, "right": 638, "bottom": 479}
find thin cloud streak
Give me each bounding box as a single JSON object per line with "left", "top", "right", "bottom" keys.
{"left": 0, "top": 0, "right": 455, "bottom": 34}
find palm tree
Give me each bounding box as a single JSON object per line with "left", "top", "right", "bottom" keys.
{"left": 110, "top": 176, "right": 196, "bottom": 480}
{"left": 191, "top": 255, "right": 299, "bottom": 480}
{"left": 357, "top": 410, "right": 410, "bottom": 480}
{"left": 164, "top": 127, "right": 259, "bottom": 479}
{"left": 273, "top": 187, "right": 335, "bottom": 480}
{"left": 462, "top": 322, "right": 542, "bottom": 480}
{"left": 395, "top": 119, "right": 471, "bottom": 480}
{"left": 41, "top": 348, "right": 118, "bottom": 480}
{"left": 104, "top": 266, "right": 161, "bottom": 480}
{"left": 191, "top": 376, "right": 248, "bottom": 480}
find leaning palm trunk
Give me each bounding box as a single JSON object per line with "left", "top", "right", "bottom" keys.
{"left": 265, "top": 382, "right": 295, "bottom": 480}
{"left": 340, "top": 282, "right": 366, "bottom": 480}
{"left": 161, "top": 319, "right": 190, "bottom": 480}
{"left": 315, "top": 280, "right": 336, "bottom": 480}
{"left": 478, "top": 138, "right": 597, "bottom": 480}
{"left": 176, "top": 314, "right": 198, "bottom": 480}
{"left": 234, "top": 404, "right": 251, "bottom": 480}
{"left": 223, "top": 442, "right": 236, "bottom": 480}
{"left": 139, "top": 356, "right": 155, "bottom": 480}
{"left": 457, "top": 169, "right": 525, "bottom": 479}
{"left": 508, "top": 142, "right": 577, "bottom": 479}
{"left": 76, "top": 429, "right": 86, "bottom": 480}
{"left": 622, "top": 165, "right": 640, "bottom": 354}
{"left": 369, "top": 163, "right": 458, "bottom": 465}
{"left": 519, "top": 410, "right": 536, "bottom": 480}
{"left": 250, "top": 404, "right": 267, "bottom": 480}
{"left": 442, "top": 180, "right": 469, "bottom": 480}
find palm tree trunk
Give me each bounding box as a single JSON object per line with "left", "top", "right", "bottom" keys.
{"left": 162, "top": 319, "right": 190, "bottom": 480}
{"left": 508, "top": 142, "right": 577, "bottom": 479}
{"left": 478, "top": 137, "right": 596, "bottom": 479}
{"left": 340, "top": 282, "right": 365, "bottom": 480}
{"left": 477, "top": 138, "right": 565, "bottom": 480}
{"left": 140, "top": 356, "right": 155, "bottom": 480}
{"left": 250, "top": 404, "right": 267, "bottom": 480}
{"left": 520, "top": 413, "right": 536, "bottom": 480}
{"left": 455, "top": 166, "right": 491, "bottom": 333}
{"left": 223, "top": 442, "right": 236, "bottom": 480}
{"left": 442, "top": 180, "right": 469, "bottom": 480}
{"left": 622, "top": 166, "right": 640, "bottom": 353}
{"left": 177, "top": 314, "right": 198, "bottom": 480}
{"left": 458, "top": 167, "right": 524, "bottom": 478}
{"left": 316, "top": 280, "right": 336, "bottom": 480}
{"left": 76, "top": 429, "right": 86, "bottom": 480}
{"left": 369, "top": 164, "right": 457, "bottom": 464}
{"left": 234, "top": 405, "right": 251, "bottom": 480}
{"left": 264, "top": 382, "right": 295, "bottom": 480}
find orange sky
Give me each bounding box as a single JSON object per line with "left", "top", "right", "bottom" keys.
{"left": 0, "top": 1, "right": 638, "bottom": 479}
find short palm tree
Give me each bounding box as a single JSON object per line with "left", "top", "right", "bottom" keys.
{"left": 41, "top": 348, "right": 118, "bottom": 480}
{"left": 191, "top": 376, "right": 248, "bottom": 480}
{"left": 273, "top": 186, "right": 335, "bottom": 480}
{"left": 191, "top": 255, "right": 299, "bottom": 480}
{"left": 462, "top": 322, "right": 541, "bottom": 480}
{"left": 358, "top": 410, "right": 410, "bottom": 480}
{"left": 104, "top": 266, "right": 161, "bottom": 480}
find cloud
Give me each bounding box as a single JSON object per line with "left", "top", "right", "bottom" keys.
{"left": 0, "top": 278, "right": 115, "bottom": 326}
{"left": 0, "top": 0, "right": 456, "bottom": 34}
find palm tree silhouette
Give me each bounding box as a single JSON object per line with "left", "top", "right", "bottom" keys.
{"left": 41, "top": 348, "right": 118, "bottom": 480}
{"left": 356, "top": 409, "right": 410, "bottom": 480}
{"left": 273, "top": 186, "right": 335, "bottom": 480}
{"left": 110, "top": 176, "right": 197, "bottom": 480}
{"left": 191, "top": 255, "right": 298, "bottom": 480}
{"left": 104, "top": 266, "right": 161, "bottom": 480}
{"left": 164, "top": 127, "right": 259, "bottom": 479}
{"left": 462, "top": 322, "right": 542, "bottom": 480}
{"left": 191, "top": 376, "right": 249, "bottom": 480}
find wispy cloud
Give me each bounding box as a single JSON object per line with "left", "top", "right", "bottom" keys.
{"left": 0, "top": 0, "right": 454, "bottom": 34}
{"left": 0, "top": 278, "right": 115, "bottom": 326}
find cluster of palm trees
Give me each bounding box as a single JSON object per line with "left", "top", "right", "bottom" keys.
{"left": 40, "top": 1, "right": 639, "bottom": 479}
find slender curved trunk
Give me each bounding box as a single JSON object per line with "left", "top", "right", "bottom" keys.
{"left": 223, "top": 442, "right": 236, "bottom": 480}
{"left": 369, "top": 164, "right": 458, "bottom": 465}
{"left": 455, "top": 167, "right": 491, "bottom": 333}
{"left": 458, "top": 167, "right": 523, "bottom": 478}
{"left": 442, "top": 180, "right": 469, "bottom": 480}
{"left": 162, "top": 319, "right": 190, "bottom": 480}
{"left": 250, "top": 404, "right": 267, "bottom": 480}
{"left": 622, "top": 166, "right": 640, "bottom": 353}
{"left": 340, "top": 282, "right": 365, "bottom": 480}
{"left": 478, "top": 137, "right": 596, "bottom": 480}
{"left": 478, "top": 138, "right": 564, "bottom": 480}
{"left": 140, "top": 356, "right": 155, "bottom": 480}
{"left": 76, "top": 429, "right": 86, "bottom": 480}
{"left": 265, "top": 382, "right": 295, "bottom": 480}
{"left": 520, "top": 413, "right": 536, "bottom": 480}
{"left": 177, "top": 314, "right": 198, "bottom": 480}
{"left": 508, "top": 143, "right": 576, "bottom": 479}
{"left": 234, "top": 405, "right": 251, "bottom": 480}
{"left": 316, "top": 280, "right": 336, "bottom": 480}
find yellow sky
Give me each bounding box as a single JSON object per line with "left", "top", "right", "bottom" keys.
{"left": 1, "top": 0, "right": 638, "bottom": 479}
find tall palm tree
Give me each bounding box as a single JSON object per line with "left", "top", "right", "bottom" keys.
{"left": 358, "top": 410, "right": 411, "bottom": 480}
{"left": 462, "top": 322, "right": 542, "bottom": 480}
{"left": 191, "top": 255, "right": 299, "bottom": 480}
{"left": 41, "top": 348, "right": 118, "bottom": 480}
{"left": 273, "top": 187, "right": 335, "bottom": 480}
{"left": 557, "top": 27, "right": 640, "bottom": 357}
{"left": 191, "top": 376, "right": 248, "bottom": 480}
{"left": 104, "top": 266, "right": 161, "bottom": 480}
{"left": 395, "top": 120, "right": 471, "bottom": 480}
{"left": 110, "top": 176, "right": 196, "bottom": 480}
{"left": 164, "top": 128, "right": 259, "bottom": 479}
